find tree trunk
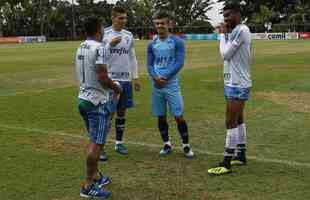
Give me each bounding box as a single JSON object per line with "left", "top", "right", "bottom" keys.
{"left": 0, "top": 18, "right": 3, "bottom": 37}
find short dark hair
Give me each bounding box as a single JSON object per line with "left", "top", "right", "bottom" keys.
{"left": 111, "top": 6, "right": 127, "bottom": 17}
{"left": 155, "top": 11, "right": 170, "bottom": 20}
{"left": 84, "top": 16, "right": 102, "bottom": 37}
{"left": 223, "top": 2, "right": 241, "bottom": 13}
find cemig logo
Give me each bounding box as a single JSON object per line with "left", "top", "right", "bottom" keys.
{"left": 268, "top": 33, "right": 286, "bottom": 40}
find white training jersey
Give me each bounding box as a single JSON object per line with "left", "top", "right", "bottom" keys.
{"left": 102, "top": 27, "right": 138, "bottom": 81}
{"left": 220, "top": 24, "right": 252, "bottom": 88}
{"left": 75, "top": 39, "right": 110, "bottom": 105}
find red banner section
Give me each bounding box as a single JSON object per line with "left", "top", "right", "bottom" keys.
{"left": 0, "top": 37, "right": 21, "bottom": 43}
{"left": 299, "top": 32, "right": 310, "bottom": 39}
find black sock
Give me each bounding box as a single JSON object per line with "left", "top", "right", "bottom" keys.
{"left": 223, "top": 148, "right": 234, "bottom": 168}
{"left": 158, "top": 119, "right": 169, "bottom": 143}
{"left": 115, "top": 117, "right": 125, "bottom": 142}
{"left": 177, "top": 121, "right": 189, "bottom": 144}
{"left": 236, "top": 144, "right": 246, "bottom": 161}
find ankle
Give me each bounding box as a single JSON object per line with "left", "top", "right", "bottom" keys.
{"left": 82, "top": 180, "right": 92, "bottom": 189}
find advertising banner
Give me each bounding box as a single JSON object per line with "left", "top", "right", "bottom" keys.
{"left": 251, "top": 33, "right": 299, "bottom": 40}
{"left": 299, "top": 32, "right": 310, "bottom": 39}
{"left": 0, "top": 36, "right": 46, "bottom": 43}
{"left": 0, "top": 37, "right": 21, "bottom": 43}
{"left": 185, "top": 34, "right": 219, "bottom": 40}
{"left": 20, "top": 36, "right": 46, "bottom": 43}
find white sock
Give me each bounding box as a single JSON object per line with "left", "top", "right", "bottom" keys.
{"left": 115, "top": 140, "right": 123, "bottom": 145}
{"left": 182, "top": 143, "right": 190, "bottom": 149}
{"left": 164, "top": 141, "right": 172, "bottom": 146}
{"left": 224, "top": 128, "right": 238, "bottom": 157}
{"left": 225, "top": 128, "right": 239, "bottom": 149}
{"left": 237, "top": 123, "right": 247, "bottom": 145}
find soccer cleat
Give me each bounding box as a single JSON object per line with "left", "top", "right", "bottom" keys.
{"left": 231, "top": 157, "right": 247, "bottom": 166}
{"left": 80, "top": 183, "right": 112, "bottom": 199}
{"left": 94, "top": 173, "right": 112, "bottom": 187}
{"left": 159, "top": 144, "right": 172, "bottom": 156}
{"left": 183, "top": 145, "right": 194, "bottom": 159}
{"left": 208, "top": 163, "right": 232, "bottom": 176}
{"left": 99, "top": 151, "right": 108, "bottom": 162}
{"left": 115, "top": 143, "right": 128, "bottom": 155}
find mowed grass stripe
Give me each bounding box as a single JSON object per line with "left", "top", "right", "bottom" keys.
{"left": 1, "top": 123, "right": 310, "bottom": 168}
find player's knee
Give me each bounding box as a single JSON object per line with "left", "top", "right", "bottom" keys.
{"left": 174, "top": 116, "right": 185, "bottom": 124}
{"left": 87, "top": 150, "right": 98, "bottom": 162}
{"left": 88, "top": 143, "right": 101, "bottom": 157}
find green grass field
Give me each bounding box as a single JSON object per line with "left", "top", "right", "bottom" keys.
{"left": 0, "top": 39, "right": 310, "bottom": 200}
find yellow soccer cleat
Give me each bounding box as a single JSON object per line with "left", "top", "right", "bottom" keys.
{"left": 208, "top": 166, "right": 232, "bottom": 175}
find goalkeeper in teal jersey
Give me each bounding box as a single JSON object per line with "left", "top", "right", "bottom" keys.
{"left": 147, "top": 12, "right": 194, "bottom": 159}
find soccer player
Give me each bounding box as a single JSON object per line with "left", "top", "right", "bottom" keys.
{"left": 208, "top": 2, "right": 252, "bottom": 175}
{"left": 146, "top": 12, "right": 194, "bottom": 159}
{"left": 100, "top": 6, "right": 140, "bottom": 158}
{"left": 75, "top": 16, "right": 122, "bottom": 198}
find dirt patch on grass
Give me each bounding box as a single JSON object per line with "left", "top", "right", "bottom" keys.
{"left": 18, "top": 132, "right": 88, "bottom": 155}
{"left": 256, "top": 91, "right": 310, "bottom": 113}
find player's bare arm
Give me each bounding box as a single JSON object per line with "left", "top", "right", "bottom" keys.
{"left": 133, "top": 78, "right": 141, "bottom": 91}
{"left": 96, "top": 64, "right": 122, "bottom": 95}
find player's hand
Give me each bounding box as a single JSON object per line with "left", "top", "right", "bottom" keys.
{"left": 112, "top": 81, "right": 122, "bottom": 99}
{"left": 133, "top": 79, "right": 141, "bottom": 92}
{"left": 219, "top": 23, "right": 230, "bottom": 33}
{"left": 110, "top": 36, "right": 122, "bottom": 47}
{"left": 154, "top": 76, "right": 168, "bottom": 88}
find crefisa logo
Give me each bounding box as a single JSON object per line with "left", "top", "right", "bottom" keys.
{"left": 110, "top": 47, "right": 129, "bottom": 55}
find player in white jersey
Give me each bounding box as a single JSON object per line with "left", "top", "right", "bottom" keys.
{"left": 100, "top": 6, "right": 140, "bottom": 158}
{"left": 208, "top": 2, "right": 252, "bottom": 176}
{"left": 75, "top": 17, "right": 122, "bottom": 198}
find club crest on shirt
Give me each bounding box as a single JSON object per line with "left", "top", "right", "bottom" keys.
{"left": 124, "top": 36, "right": 130, "bottom": 44}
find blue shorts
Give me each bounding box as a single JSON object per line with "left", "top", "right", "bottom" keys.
{"left": 78, "top": 99, "right": 111, "bottom": 145}
{"left": 152, "top": 84, "right": 184, "bottom": 117}
{"left": 224, "top": 86, "right": 251, "bottom": 101}
{"left": 117, "top": 81, "right": 134, "bottom": 109}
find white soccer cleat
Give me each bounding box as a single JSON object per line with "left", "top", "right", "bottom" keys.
{"left": 183, "top": 144, "right": 194, "bottom": 159}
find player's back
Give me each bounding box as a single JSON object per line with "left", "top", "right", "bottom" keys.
{"left": 75, "top": 39, "right": 110, "bottom": 105}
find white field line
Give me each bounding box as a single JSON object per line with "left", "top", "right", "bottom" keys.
{"left": 1, "top": 124, "right": 310, "bottom": 168}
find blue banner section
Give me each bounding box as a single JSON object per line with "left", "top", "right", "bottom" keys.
{"left": 183, "top": 34, "right": 219, "bottom": 40}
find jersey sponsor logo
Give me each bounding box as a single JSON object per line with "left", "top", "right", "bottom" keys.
{"left": 109, "top": 72, "right": 130, "bottom": 79}
{"left": 110, "top": 47, "right": 129, "bottom": 55}
{"left": 81, "top": 44, "right": 91, "bottom": 49}
{"left": 155, "top": 56, "right": 174, "bottom": 67}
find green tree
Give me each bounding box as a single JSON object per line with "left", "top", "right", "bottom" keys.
{"left": 153, "top": 0, "right": 213, "bottom": 26}
{"left": 289, "top": 0, "right": 310, "bottom": 23}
